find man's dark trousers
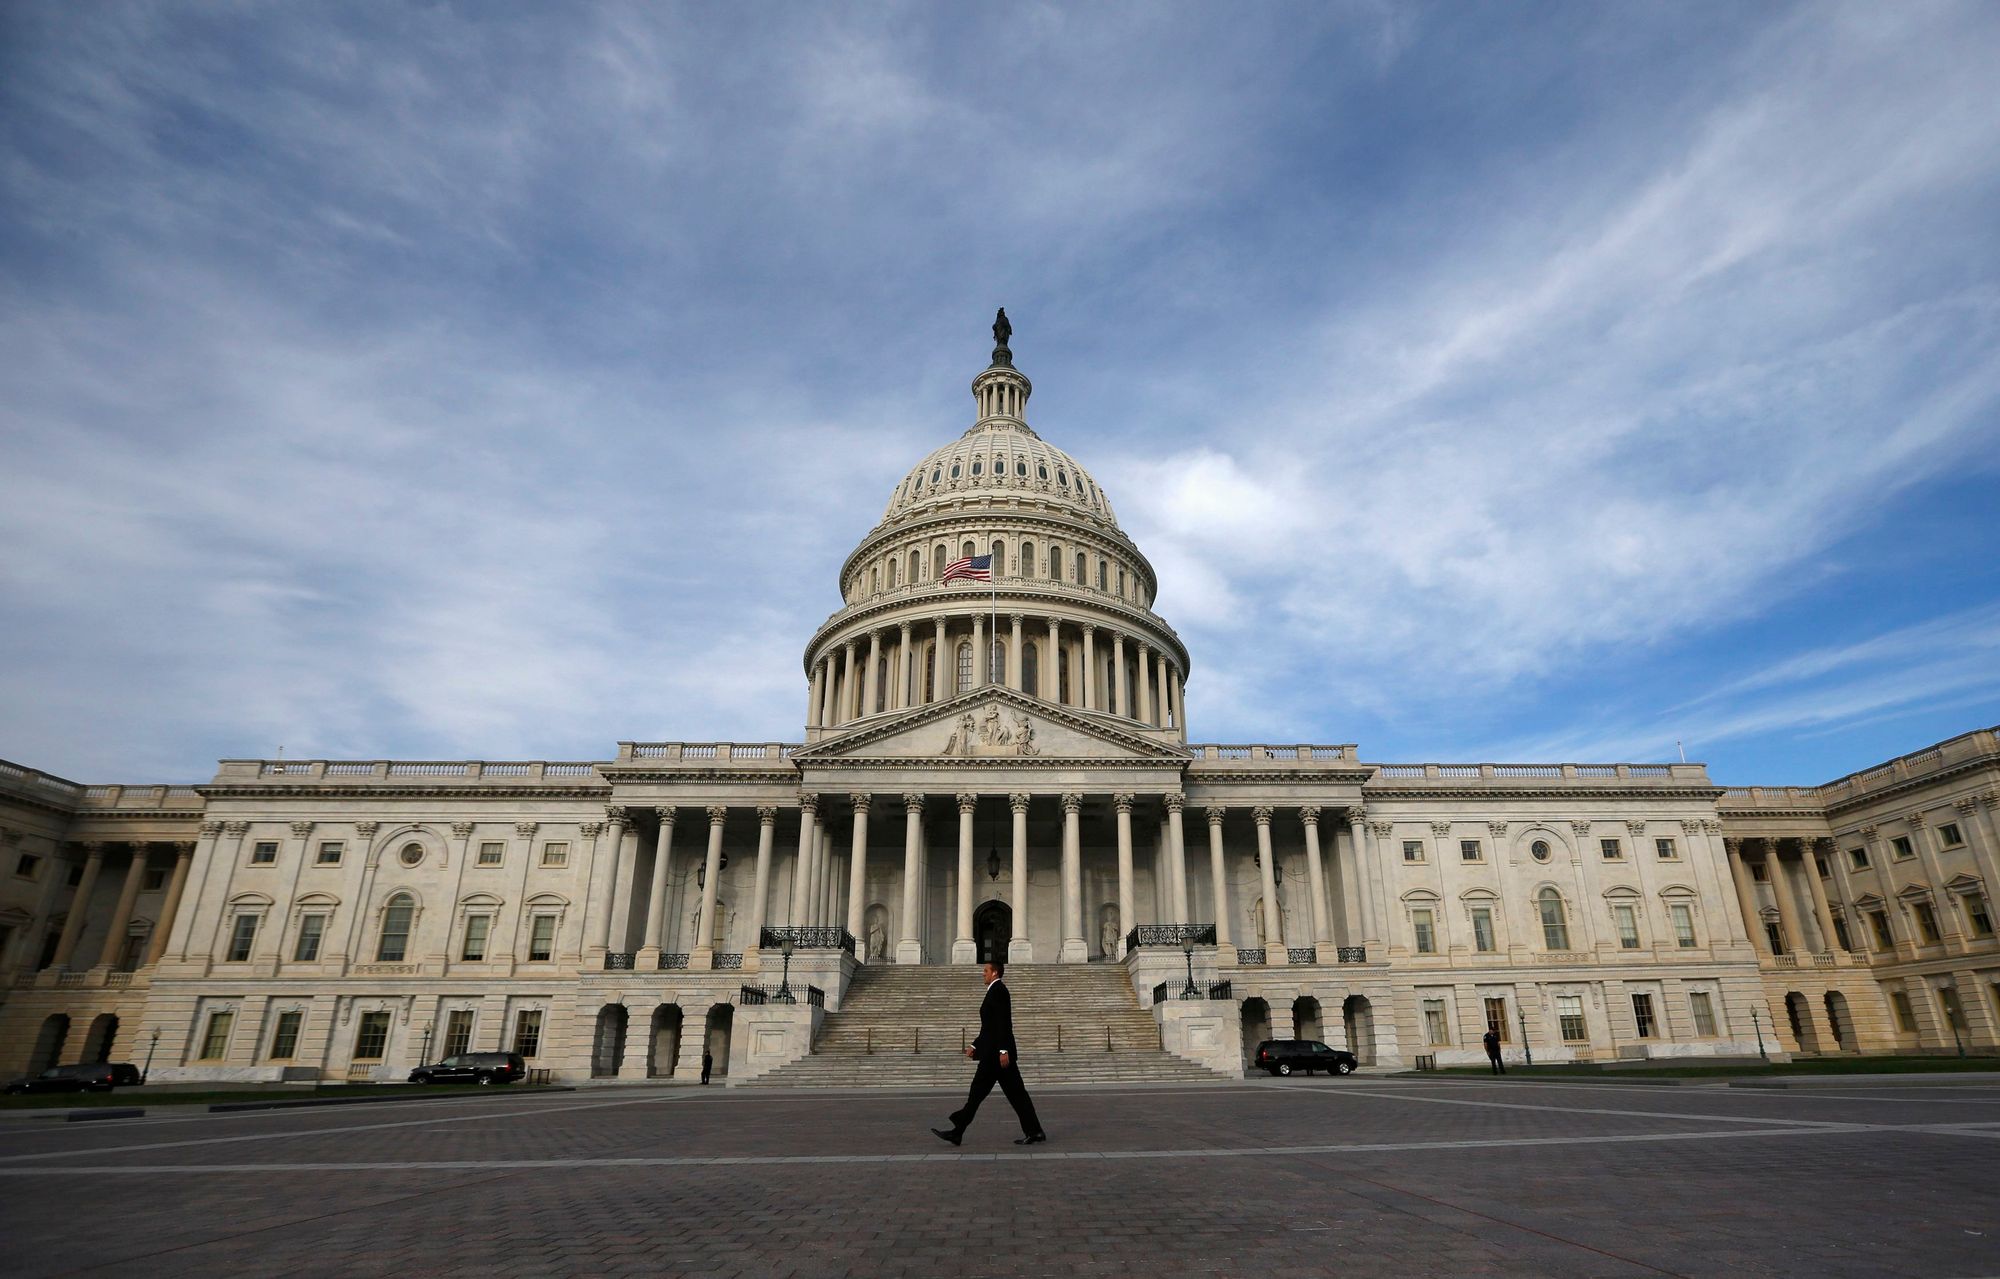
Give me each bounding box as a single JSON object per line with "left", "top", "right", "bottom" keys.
{"left": 949, "top": 1054, "right": 1042, "bottom": 1137}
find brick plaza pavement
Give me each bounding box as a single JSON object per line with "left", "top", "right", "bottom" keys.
{"left": 3, "top": 1076, "right": 1999, "bottom": 1277}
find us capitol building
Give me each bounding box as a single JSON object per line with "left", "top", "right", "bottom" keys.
{"left": 3, "top": 319, "right": 1997, "bottom": 1085}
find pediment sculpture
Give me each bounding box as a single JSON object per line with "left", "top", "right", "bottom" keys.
{"left": 940, "top": 704, "right": 1040, "bottom": 757}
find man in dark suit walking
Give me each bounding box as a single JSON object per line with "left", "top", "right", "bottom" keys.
{"left": 932, "top": 960, "right": 1046, "bottom": 1146}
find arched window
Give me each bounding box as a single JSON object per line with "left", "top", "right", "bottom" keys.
{"left": 1058, "top": 647, "right": 1071, "bottom": 703}
{"left": 935, "top": 543, "right": 947, "bottom": 575}
{"left": 875, "top": 657, "right": 889, "bottom": 713}
{"left": 1023, "top": 641, "right": 1040, "bottom": 697}
{"left": 909, "top": 550, "right": 921, "bottom": 582}
{"left": 887, "top": 559, "right": 898, "bottom": 589}
{"left": 377, "top": 893, "right": 415, "bottom": 962}
{"left": 924, "top": 647, "right": 936, "bottom": 701}
{"left": 962, "top": 539, "right": 976, "bottom": 559}
{"left": 1538, "top": 889, "right": 1570, "bottom": 950}
{"left": 1098, "top": 560, "right": 1108, "bottom": 590}
{"left": 1049, "top": 544, "right": 1062, "bottom": 581}
{"left": 991, "top": 538, "right": 1005, "bottom": 575}
{"left": 989, "top": 637, "right": 1005, "bottom": 682}
{"left": 1022, "top": 541, "right": 1036, "bottom": 578}
{"left": 870, "top": 566, "right": 879, "bottom": 594}
{"left": 956, "top": 642, "right": 973, "bottom": 694}
{"left": 1117, "top": 568, "right": 1126, "bottom": 598}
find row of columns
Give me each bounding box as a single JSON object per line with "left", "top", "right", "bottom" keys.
{"left": 807, "top": 614, "right": 1184, "bottom": 731}
{"left": 45, "top": 840, "right": 196, "bottom": 972}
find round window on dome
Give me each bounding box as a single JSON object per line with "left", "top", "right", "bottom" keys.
{"left": 1531, "top": 841, "right": 1552, "bottom": 862}
{"left": 971, "top": 459, "right": 982, "bottom": 476}
{"left": 950, "top": 463, "right": 961, "bottom": 479}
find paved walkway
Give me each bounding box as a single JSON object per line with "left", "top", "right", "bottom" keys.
{"left": 2, "top": 1076, "right": 1998, "bottom": 1276}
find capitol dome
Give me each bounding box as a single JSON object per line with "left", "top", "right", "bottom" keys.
{"left": 883, "top": 423, "right": 1119, "bottom": 528}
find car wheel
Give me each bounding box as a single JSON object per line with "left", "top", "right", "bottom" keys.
{"left": 1335, "top": 1060, "right": 1356, "bottom": 1075}
{"left": 475, "top": 1072, "right": 495, "bottom": 1085}
{"left": 1276, "top": 1062, "right": 1293, "bottom": 1077}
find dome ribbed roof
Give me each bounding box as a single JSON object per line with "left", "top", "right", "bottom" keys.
{"left": 882, "top": 421, "right": 1119, "bottom": 527}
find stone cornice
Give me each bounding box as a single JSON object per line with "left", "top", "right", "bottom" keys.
{"left": 197, "top": 784, "right": 613, "bottom": 802}
{"left": 1366, "top": 784, "right": 1726, "bottom": 803}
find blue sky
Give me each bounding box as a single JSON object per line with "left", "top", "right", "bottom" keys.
{"left": 2, "top": 2, "right": 1997, "bottom": 786}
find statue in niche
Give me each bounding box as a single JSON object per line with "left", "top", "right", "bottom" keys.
{"left": 691, "top": 900, "right": 731, "bottom": 951}
{"left": 1098, "top": 903, "right": 1121, "bottom": 961}
{"left": 1013, "top": 714, "right": 1038, "bottom": 755}
{"left": 1251, "top": 887, "right": 1287, "bottom": 946}
{"left": 978, "top": 704, "right": 1010, "bottom": 747}
{"left": 940, "top": 712, "right": 977, "bottom": 757}
{"left": 864, "top": 903, "right": 891, "bottom": 961}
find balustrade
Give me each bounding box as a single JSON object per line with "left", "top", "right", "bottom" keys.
{"left": 1336, "top": 946, "right": 1367, "bottom": 964}
{"left": 659, "top": 952, "right": 690, "bottom": 970}
{"left": 760, "top": 926, "right": 856, "bottom": 954}
{"left": 1286, "top": 947, "right": 1318, "bottom": 965}
{"left": 1235, "top": 947, "right": 1266, "bottom": 966}
{"left": 1125, "top": 924, "right": 1217, "bottom": 949}
{"left": 604, "top": 952, "right": 636, "bottom": 971}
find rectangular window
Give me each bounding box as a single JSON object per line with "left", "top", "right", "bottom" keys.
{"left": 1670, "top": 903, "right": 1697, "bottom": 948}
{"left": 477, "top": 841, "right": 505, "bottom": 867}
{"left": 1614, "top": 904, "right": 1641, "bottom": 949}
{"left": 1402, "top": 840, "right": 1424, "bottom": 863}
{"left": 461, "top": 915, "right": 491, "bottom": 961}
{"left": 1540, "top": 897, "right": 1570, "bottom": 951}
{"left": 1890, "top": 990, "right": 1916, "bottom": 1032}
{"left": 1869, "top": 910, "right": 1893, "bottom": 949}
{"left": 1833, "top": 915, "right": 1852, "bottom": 950}
{"left": 1765, "top": 921, "right": 1786, "bottom": 955}
{"left": 443, "top": 1009, "right": 475, "bottom": 1058}
{"left": 1600, "top": 838, "right": 1623, "bottom": 861}
{"left": 250, "top": 841, "right": 279, "bottom": 865}
{"left": 540, "top": 842, "right": 569, "bottom": 868}
{"left": 1422, "top": 998, "right": 1449, "bottom": 1046}
{"left": 1631, "top": 993, "right": 1657, "bottom": 1038}
{"left": 1848, "top": 847, "right": 1869, "bottom": 870}
{"left": 268, "top": 1011, "right": 302, "bottom": 1060}
{"left": 528, "top": 915, "right": 556, "bottom": 961}
{"left": 226, "top": 914, "right": 259, "bottom": 962}
{"left": 293, "top": 914, "right": 326, "bottom": 962}
{"left": 1913, "top": 902, "right": 1940, "bottom": 944}
{"left": 353, "top": 1011, "right": 391, "bottom": 1061}
{"left": 1689, "top": 991, "right": 1718, "bottom": 1037}
{"left": 1412, "top": 909, "right": 1436, "bottom": 954}
{"left": 1939, "top": 822, "right": 1964, "bottom": 848}
{"left": 1470, "top": 907, "right": 1496, "bottom": 953}
{"left": 1459, "top": 839, "right": 1482, "bottom": 862}
{"left": 1557, "top": 995, "right": 1587, "bottom": 1042}
{"left": 1751, "top": 862, "right": 1768, "bottom": 882}
{"left": 1814, "top": 854, "right": 1829, "bottom": 878}
{"left": 315, "top": 841, "right": 343, "bottom": 866}
{"left": 1891, "top": 836, "right": 1915, "bottom": 859}
{"left": 1965, "top": 894, "right": 1994, "bottom": 938}
{"left": 1655, "top": 837, "right": 1678, "bottom": 860}
{"left": 143, "top": 865, "right": 167, "bottom": 891}
{"left": 198, "top": 1010, "right": 235, "bottom": 1060}
{"left": 513, "top": 1009, "right": 544, "bottom": 1057}
{"left": 13, "top": 853, "right": 39, "bottom": 879}
{"left": 1483, "top": 996, "right": 1509, "bottom": 1041}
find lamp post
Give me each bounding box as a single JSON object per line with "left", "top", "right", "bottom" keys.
{"left": 1751, "top": 1008, "right": 1768, "bottom": 1063}
{"left": 418, "top": 1022, "right": 434, "bottom": 1068}
{"left": 1180, "top": 932, "right": 1198, "bottom": 1000}
{"left": 1516, "top": 1006, "right": 1533, "bottom": 1068}
{"left": 777, "top": 933, "right": 795, "bottom": 1004}
{"left": 141, "top": 1029, "right": 160, "bottom": 1084}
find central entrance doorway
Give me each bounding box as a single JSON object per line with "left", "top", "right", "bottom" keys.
{"left": 973, "top": 900, "right": 1011, "bottom": 964}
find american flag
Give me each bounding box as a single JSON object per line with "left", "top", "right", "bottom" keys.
{"left": 940, "top": 554, "right": 993, "bottom": 583}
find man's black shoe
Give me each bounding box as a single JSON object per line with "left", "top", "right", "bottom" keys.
{"left": 1013, "top": 1132, "right": 1047, "bottom": 1145}
{"left": 931, "top": 1127, "right": 962, "bottom": 1147}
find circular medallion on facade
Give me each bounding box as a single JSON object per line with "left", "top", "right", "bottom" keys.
{"left": 399, "top": 843, "right": 424, "bottom": 867}
{"left": 1531, "top": 840, "right": 1552, "bottom": 862}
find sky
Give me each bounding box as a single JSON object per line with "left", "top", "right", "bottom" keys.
{"left": 2, "top": 1, "right": 1997, "bottom": 787}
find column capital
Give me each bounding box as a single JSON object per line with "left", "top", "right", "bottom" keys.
{"left": 1906, "top": 811, "right": 1928, "bottom": 829}
{"left": 1203, "top": 806, "right": 1226, "bottom": 828}
{"left": 200, "top": 820, "right": 225, "bottom": 836}
{"left": 1624, "top": 819, "right": 1647, "bottom": 836}
{"left": 1680, "top": 818, "right": 1702, "bottom": 834}
{"left": 291, "top": 821, "right": 315, "bottom": 839}
{"left": 1723, "top": 836, "right": 1744, "bottom": 855}
{"left": 706, "top": 805, "right": 729, "bottom": 824}
{"left": 1980, "top": 790, "right": 2000, "bottom": 810}
{"left": 1164, "top": 792, "right": 1186, "bottom": 813}
{"left": 1954, "top": 796, "right": 1978, "bottom": 814}
{"left": 451, "top": 821, "right": 475, "bottom": 839}
{"left": 1046, "top": 615, "right": 1062, "bottom": 630}
{"left": 1251, "top": 806, "right": 1273, "bottom": 825}
{"left": 650, "top": 806, "right": 676, "bottom": 826}
{"left": 1113, "top": 793, "right": 1135, "bottom": 813}
{"left": 515, "top": 821, "right": 540, "bottom": 838}
{"left": 221, "top": 823, "right": 248, "bottom": 837}
{"left": 1368, "top": 819, "right": 1394, "bottom": 839}
{"left": 799, "top": 792, "right": 821, "bottom": 815}
{"left": 756, "top": 806, "right": 778, "bottom": 824}
{"left": 1009, "top": 792, "right": 1031, "bottom": 814}
{"left": 1061, "top": 793, "right": 1083, "bottom": 814}
{"left": 954, "top": 792, "right": 977, "bottom": 813}
{"left": 1568, "top": 820, "right": 1592, "bottom": 837}
{"left": 1489, "top": 821, "right": 1510, "bottom": 839}
{"left": 580, "top": 821, "right": 605, "bottom": 837}
{"left": 1298, "top": 805, "right": 1320, "bottom": 825}
{"left": 1859, "top": 824, "right": 1878, "bottom": 839}
{"left": 1009, "top": 612, "right": 1024, "bottom": 625}
{"left": 850, "top": 793, "right": 872, "bottom": 813}
{"left": 903, "top": 792, "right": 929, "bottom": 815}
{"left": 1344, "top": 805, "right": 1366, "bottom": 824}
{"left": 899, "top": 620, "right": 913, "bottom": 637}
{"left": 605, "top": 805, "right": 629, "bottom": 825}
{"left": 355, "top": 821, "right": 379, "bottom": 838}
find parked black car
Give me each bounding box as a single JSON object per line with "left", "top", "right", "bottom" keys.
{"left": 407, "top": 1052, "right": 526, "bottom": 1085}
{"left": 3, "top": 1062, "right": 122, "bottom": 1094}
{"left": 1254, "top": 1039, "right": 1358, "bottom": 1077}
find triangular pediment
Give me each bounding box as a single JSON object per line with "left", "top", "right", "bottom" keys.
{"left": 795, "top": 686, "right": 1190, "bottom": 764}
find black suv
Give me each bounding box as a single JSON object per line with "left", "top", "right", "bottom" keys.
{"left": 408, "top": 1052, "right": 526, "bottom": 1085}
{"left": 1254, "top": 1039, "right": 1358, "bottom": 1077}
{"left": 3, "top": 1062, "right": 123, "bottom": 1094}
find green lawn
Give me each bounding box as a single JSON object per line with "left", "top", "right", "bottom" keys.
{"left": 1420, "top": 1055, "right": 2000, "bottom": 1080}
{"left": 0, "top": 1082, "right": 567, "bottom": 1110}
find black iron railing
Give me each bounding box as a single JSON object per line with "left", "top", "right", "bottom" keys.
{"left": 805, "top": 985, "right": 825, "bottom": 1007}
{"left": 604, "top": 952, "right": 635, "bottom": 970}
{"left": 1207, "top": 980, "right": 1233, "bottom": 1000}
{"left": 1236, "top": 947, "right": 1266, "bottom": 966}
{"left": 1288, "top": 947, "right": 1318, "bottom": 965}
{"left": 659, "top": 952, "right": 689, "bottom": 970}
{"left": 1125, "top": 924, "right": 1219, "bottom": 949}
{"left": 714, "top": 953, "right": 743, "bottom": 971}
{"left": 759, "top": 926, "right": 856, "bottom": 954}
{"left": 1337, "top": 946, "right": 1367, "bottom": 964}
{"left": 738, "top": 983, "right": 827, "bottom": 1008}
{"left": 1151, "top": 982, "right": 1168, "bottom": 1004}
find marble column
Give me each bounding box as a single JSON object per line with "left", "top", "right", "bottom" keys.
{"left": 1301, "top": 807, "right": 1333, "bottom": 949}
{"left": 1009, "top": 793, "right": 1032, "bottom": 963}
{"left": 807, "top": 659, "right": 825, "bottom": 728}
{"left": 1800, "top": 837, "right": 1842, "bottom": 954}
{"left": 1170, "top": 669, "right": 1185, "bottom": 734}
{"left": 145, "top": 842, "right": 196, "bottom": 965}
{"left": 1253, "top": 808, "right": 1288, "bottom": 964}
{"left": 1112, "top": 633, "right": 1128, "bottom": 717}
{"left": 896, "top": 622, "right": 913, "bottom": 710}
{"left": 642, "top": 808, "right": 677, "bottom": 956}
{"left": 895, "top": 795, "right": 924, "bottom": 964}
{"left": 1046, "top": 618, "right": 1062, "bottom": 704}
{"left": 1008, "top": 614, "right": 1024, "bottom": 689}
{"left": 50, "top": 843, "right": 105, "bottom": 969}
{"left": 746, "top": 807, "right": 776, "bottom": 960}
{"left": 593, "top": 809, "right": 629, "bottom": 952}
{"left": 863, "top": 630, "right": 882, "bottom": 717}
{"left": 1060, "top": 793, "right": 1087, "bottom": 962}
{"left": 1164, "top": 792, "right": 1189, "bottom": 925}
{"left": 1349, "top": 808, "right": 1382, "bottom": 948}
{"left": 1725, "top": 839, "right": 1769, "bottom": 954}
{"left": 932, "top": 617, "right": 948, "bottom": 700}
{"left": 1114, "top": 793, "right": 1136, "bottom": 960}
{"left": 970, "top": 613, "right": 985, "bottom": 688}
{"left": 1206, "top": 808, "right": 1231, "bottom": 948}
{"left": 1082, "top": 627, "right": 1097, "bottom": 711}
{"left": 1135, "top": 643, "right": 1153, "bottom": 725}
{"left": 953, "top": 793, "right": 977, "bottom": 963}
{"left": 96, "top": 845, "right": 149, "bottom": 969}
{"left": 1764, "top": 841, "right": 1807, "bottom": 954}
{"left": 790, "top": 796, "right": 818, "bottom": 927}
{"left": 692, "top": 807, "right": 726, "bottom": 968}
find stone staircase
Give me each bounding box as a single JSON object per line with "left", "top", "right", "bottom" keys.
{"left": 739, "top": 963, "right": 1235, "bottom": 1088}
